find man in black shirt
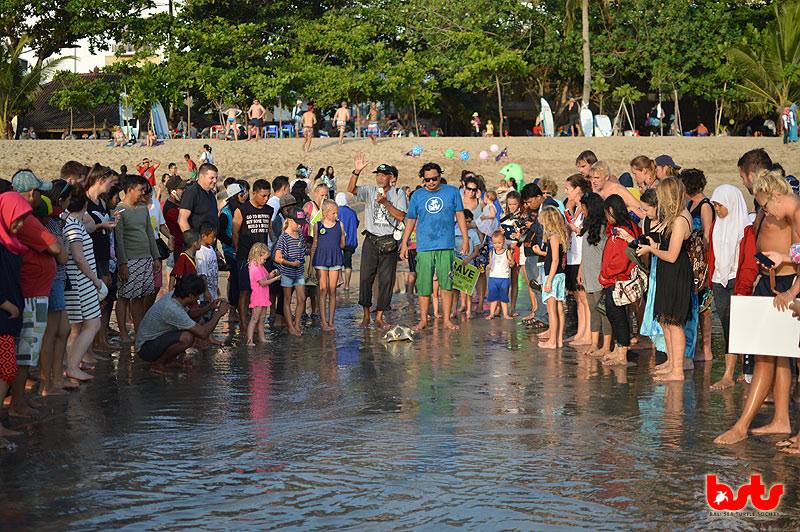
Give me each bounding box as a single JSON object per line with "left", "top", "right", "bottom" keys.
{"left": 232, "top": 179, "right": 273, "bottom": 325}
{"left": 178, "top": 163, "right": 219, "bottom": 234}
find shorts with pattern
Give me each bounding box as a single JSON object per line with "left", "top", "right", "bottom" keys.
{"left": 415, "top": 249, "right": 455, "bottom": 296}
{"left": 16, "top": 296, "right": 48, "bottom": 367}
{"left": 118, "top": 258, "right": 155, "bottom": 299}
{"left": 303, "top": 127, "right": 314, "bottom": 138}
{"left": 542, "top": 272, "right": 566, "bottom": 303}
{"left": 0, "top": 335, "right": 17, "bottom": 385}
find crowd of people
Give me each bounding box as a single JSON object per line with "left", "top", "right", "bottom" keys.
{"left": 0, "top": 146, "right": 799, "bottom": 454}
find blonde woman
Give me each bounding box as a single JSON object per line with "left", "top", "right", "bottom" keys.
{"left": 636, "top": 177, "right": 692, "bottom": 382}
{"left": 630, "top": 155, "right": 659, "bottom": 192}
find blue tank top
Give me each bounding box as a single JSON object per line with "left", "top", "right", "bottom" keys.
{"left": 312, "top": 221, "right": 344, "bottom": 268}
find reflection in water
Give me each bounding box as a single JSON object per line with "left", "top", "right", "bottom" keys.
{"left": 0, "top": 297, "right": 798, "bottom": 529}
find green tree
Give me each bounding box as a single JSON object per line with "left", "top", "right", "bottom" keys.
{"left": 0, "top": 36, "right": 65, "bottom": 139}
{"left": 1, "top": 0, "right": 155, "bottom": 68}
{"left": 565, "top": 0, "right": 609, "bottom": 108}
{"left": 49, "top": 71, "right": 117, "bottom": 136}
{"left": 727, "top": 0, "right": 800, "bottom": 115}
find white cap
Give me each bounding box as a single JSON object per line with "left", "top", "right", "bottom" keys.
{"left": 226, "top": 183, "right": 244, "bottom": 199}
{"left": 335, "top": 192, "right": 348, "bottom": 207}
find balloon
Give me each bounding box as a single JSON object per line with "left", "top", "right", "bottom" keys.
{"left": 411, "top": 144, "right": 423, "bottom": 156}
{"left": 459, "top": 150, "right": 470, "bottom": 161}
{"left": 479, "top": 150, "right": 489, "bottom": 160}
{"left": 445, "top": 148, "right": 455, "bottom": 159}
{"left": 489, "top": 144, "right": 499, "bottom": 153}
{"left": 500, "top": 163, "right": 525, "bottom": 191}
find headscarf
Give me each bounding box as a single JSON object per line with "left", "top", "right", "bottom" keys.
{"left": 711, "top": 184, "right": 750, "bottom": 287}
{"left": 335, "top": 192, "right": 348, "bottom": 207}
{"left": 0, "top": 192, "right": 32, "bottom": 255}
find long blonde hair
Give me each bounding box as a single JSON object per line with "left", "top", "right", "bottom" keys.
{"left": 539, "top": 206, "right": 570, "bottom": 251}
{"left": 655, "top": 177, "right": 687, "bottom": 237}
{"left": 248, "top": 242, "right": 270, "bottom": 264}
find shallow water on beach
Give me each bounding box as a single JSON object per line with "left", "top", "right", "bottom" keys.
{"left": 2, "top": 292, "right": 799, "bottom": 531}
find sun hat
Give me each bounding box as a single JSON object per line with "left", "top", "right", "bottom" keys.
{"left": 166, "top": 175, "right": 189, "bottom": 192}
{"left": 279, "top": 193, "right": 297, "bottom": 209}
{"left": 472, "top": 112, "right": 479, "bottom": 117}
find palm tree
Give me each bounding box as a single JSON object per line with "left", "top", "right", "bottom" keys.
{"left": 565, "top": 0, "right": 609, "bottom": 107}
{"left": 0, "top": 36, "right": 64, "bottom": 139}
{"left": 726, "top": 1, "right": 800, "bottom": 115}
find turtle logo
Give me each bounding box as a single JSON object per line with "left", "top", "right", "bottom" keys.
{"left": 706, "top": 474, "right": 784, "bottom": 512}
{"left": 425, "top": 196, "right": 443, "bottom": 214}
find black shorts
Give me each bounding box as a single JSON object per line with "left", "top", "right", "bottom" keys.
{"left": 343, "top": 246, "right": 355, "bottom": 269}
{"left": 753, "top": 273, "right": 796, "bottom": 296}
{"left": 565, "top": 264, "right": 583, "bottom": 292}
{"left": 138, "top": 330, "right": 185, "bottom": 362}
{"left": 250, "top": 118, "right": 264, "bottom": 127}
{"left": 408, "top": 250, "right": 418, "bottom": 273}
{"left": 238, "top": 259, "right": 251, "bottom": 291}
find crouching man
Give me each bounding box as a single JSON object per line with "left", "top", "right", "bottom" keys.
{"left": 135, "top": 273, "right": 229, "bottom": 370}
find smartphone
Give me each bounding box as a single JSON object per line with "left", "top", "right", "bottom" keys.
{"left": 116, "top": 208, "right": 126, "bottom": 214}
{"left": 755, "top": 252, "right": 775, "bottom": 268}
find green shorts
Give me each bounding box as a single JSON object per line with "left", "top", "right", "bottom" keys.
{"left": 415, "top": 249, "right": 455, "bottom": 296}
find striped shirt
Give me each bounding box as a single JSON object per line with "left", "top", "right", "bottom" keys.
{"left": 276, "top": 232, "right": 305, "bottom": 279}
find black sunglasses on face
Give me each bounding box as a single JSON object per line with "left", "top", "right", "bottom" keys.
{"left": 423, "top": 177, "right": 440, "bottom": 183}
{"left": 466, "top": 187, "right": 478, "bottom": 192}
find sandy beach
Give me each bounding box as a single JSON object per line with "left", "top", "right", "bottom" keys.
{"left": 0, "top": 137, "right": 797, "bottom": 196}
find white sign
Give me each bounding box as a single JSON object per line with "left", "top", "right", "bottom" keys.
{"left": 729, "top": 296, "right": 800, "bottom": 358}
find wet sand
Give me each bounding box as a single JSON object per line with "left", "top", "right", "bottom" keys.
{"left": 1, "top": 288, "right": 799, "bottom": 529}
{"left": 1, "top": 137, "right": 797, "bottom": 198}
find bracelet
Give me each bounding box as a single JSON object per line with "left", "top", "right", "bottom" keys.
{"left": 352, "top": 170, "right": 360, "bottom": 176}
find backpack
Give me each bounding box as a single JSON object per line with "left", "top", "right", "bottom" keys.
{"left": 687, "top": 229, "right": 708, "bottom": 292}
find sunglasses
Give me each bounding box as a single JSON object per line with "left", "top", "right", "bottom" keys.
{"left": 466, "top": 187, "right": 479, "bottom": 192}
{"left": 423, "top": 177, "right": 440, "bottom": 183}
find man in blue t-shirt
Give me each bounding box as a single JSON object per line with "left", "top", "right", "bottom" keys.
{"left": 400, "top": 162, "right": 469, "bottom": 331}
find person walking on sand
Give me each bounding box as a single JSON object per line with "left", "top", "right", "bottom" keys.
{"left": 333, "top": 101, "right": 350, "bottom": 145}
{"left": 247, "top": 99, "right": 266, "bottom": 140}
{"left": 399, "top": 162, "right": 469, "bottom": 331}
{"left": 302, "top": 103, "right": 317, "bottom": 153}
{"left": 348, "top": 154, "right": 407, "bottom": 328}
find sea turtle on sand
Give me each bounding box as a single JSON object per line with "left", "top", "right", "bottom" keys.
{"left": 383, "top": 325, "right": 415, "bottom": 342}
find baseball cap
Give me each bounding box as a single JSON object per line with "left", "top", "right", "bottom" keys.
{"left": 226, "top": 183, "right": 244, "bottom": 199}
{"left": 285, "top": 205, "right": 308, "bottom": 225}
{"left": 12, "top": 170, "right": 53, "bottom": 193}
{"left": 655, "top": 155, "right": 680, "bottom": 169}
{"left": 618, "top": 171, "right": 634, "bottom": 188}
{"left": 279, "top": 193, "right": 297, "bottom": 209}
{"left": 373, "top": 164, "right": 394, "bottom": 176}
{"left": 166, "top": 175, "right": 189, "bottom": 192}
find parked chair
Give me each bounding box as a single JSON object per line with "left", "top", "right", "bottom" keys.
{"left": 281, "top": 124, "right": 294, "bottom": 138}
{"left": 265, "top": 124, "right": 279, "bottom": 138}
{"left": 210, "top": 125, "right": 224, "bottom": 139}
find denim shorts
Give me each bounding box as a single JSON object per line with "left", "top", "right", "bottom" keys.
{"left": 49, "top": 278, "right": 66, "bottom": 312}
{"left": 281, "top": 276, "right": 305, "bottom": 288}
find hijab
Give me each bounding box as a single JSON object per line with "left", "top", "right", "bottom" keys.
{"left": 0, "top": 192, "right": 32, "bottom": 255}
{"left": 711, "top": 184, "right": 750, "bottom": 287}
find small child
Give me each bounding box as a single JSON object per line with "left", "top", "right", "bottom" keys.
{"left": 275, "top": 207, "right": 308, "bottom": 336}
{"left": 486, "top": 230, "right": 515, "bottom": 320}
{"left": 535, "top": 206, "right": 569, "bottom": 348}
{"left": 170, "top": 230, "right": 200, "bottom": 288}
{"left": 185, "top": 154, "right": 198, "bottom": 180}
{"left": 195, "top": 222, "right": 219, "bottom": 302}
{"left": 454, "top": 209, "right": 482, "bottom": 318}
{"left": 246, "top": 243, "right": 280, "bottom": 345}
{"left": 497, "top": 177, "right": 512, "bottom": 203}
{"left": 311, "top": 199, "right": 345, "bottom": 331}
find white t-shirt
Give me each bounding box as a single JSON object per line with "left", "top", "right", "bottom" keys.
{"left": 148, "top": 197, "right": 166, "bottom": 240}
{"left": 195, "top": 244, "right": 219, "bottom": 300}
{"left": 199, "top": 150, "right": 215, "bottom": 165}
{"left": 566, "top": 211, "right": 584, "bottom": 266}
